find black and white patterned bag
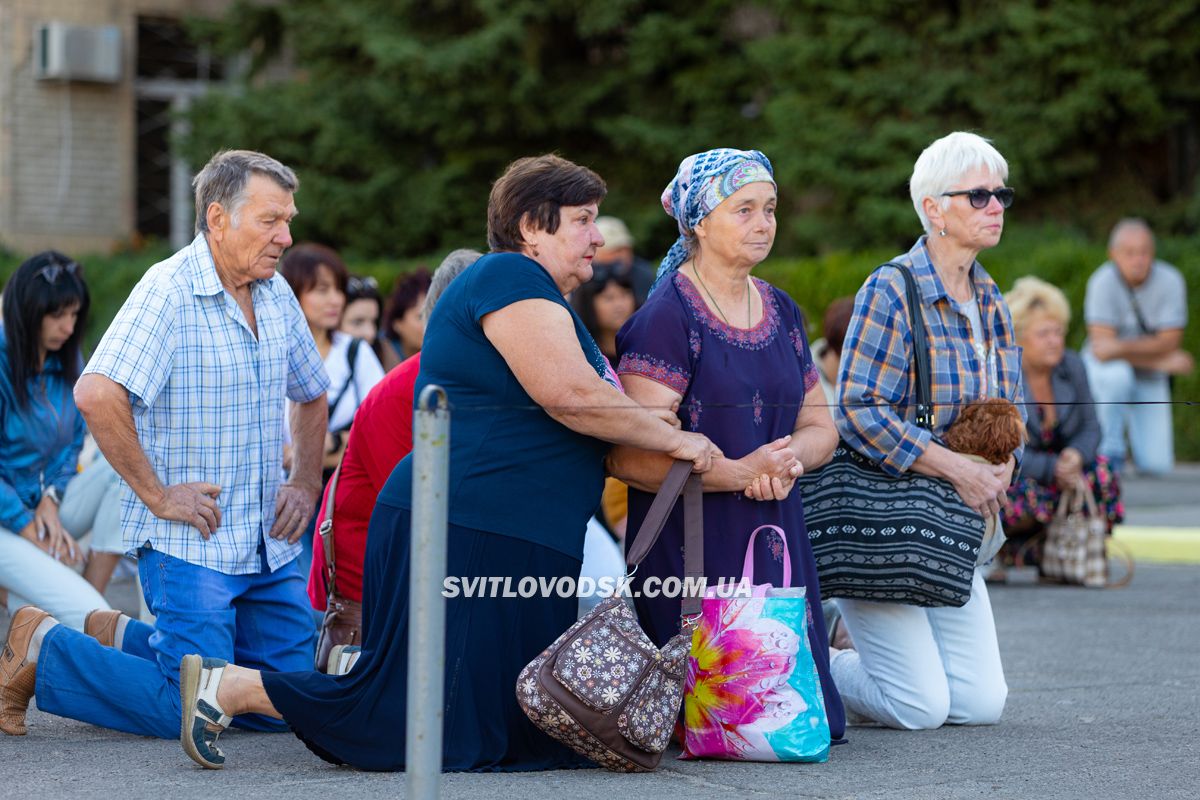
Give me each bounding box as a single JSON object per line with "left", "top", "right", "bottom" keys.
{"left": 800, "top": 443, "right": 985, "bottom": 607}
{"left": 797, "top": 262, "right": 985, "bottom": 607}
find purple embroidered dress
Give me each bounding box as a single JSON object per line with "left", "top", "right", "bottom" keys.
{"left": 616, "top": 271, "right": 846, "bottom": 741}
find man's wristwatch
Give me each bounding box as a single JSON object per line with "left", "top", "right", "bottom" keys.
{"left": 42, "top": 486, "right": 61, "bottom": 506}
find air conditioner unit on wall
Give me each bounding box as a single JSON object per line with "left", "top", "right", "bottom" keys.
{"left": 33, "top": 22, "right": 122, "bottom": 83}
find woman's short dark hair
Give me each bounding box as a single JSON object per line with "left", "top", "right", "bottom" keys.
{"left": 487, "top": 154, "right": 607, "bottom": 252}
{"left": 822, "top": 296, "right": 855, "bottom": 358}
{"left": 2, "top": 250, "right": 90, "bottom": 408}
{"left": 570, "top": 272, "right": 636, "bottom": 341}
{"left": 278, "top": 242, "right": 348, "bottom": 301}
{"left": 382, "top": 268, "right": 433, "bottom": 338}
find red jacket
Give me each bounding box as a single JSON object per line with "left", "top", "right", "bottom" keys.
{"left": 308, "top": 352, "right": 421, "bottom": 607}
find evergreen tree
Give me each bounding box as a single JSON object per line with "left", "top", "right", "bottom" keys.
{"left": 185, "top": 1, "right": 1200, "bottom": 257}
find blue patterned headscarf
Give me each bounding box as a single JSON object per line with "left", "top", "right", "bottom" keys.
{"left": 652, "top": 148, "right": 776, "bottom": 292}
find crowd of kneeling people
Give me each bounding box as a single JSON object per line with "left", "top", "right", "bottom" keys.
{"left": 0, "top": 131, "right": 1191, "bottom": 770}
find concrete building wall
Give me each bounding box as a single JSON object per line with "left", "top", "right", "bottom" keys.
{"left": 0, "top": 0, "right": 232, "bottom": 254}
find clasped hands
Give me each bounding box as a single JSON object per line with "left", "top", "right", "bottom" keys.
{"left": 1053, "top": 447, "right": 1085, "bottom": 491}
{"left": 740, "top": 435, "right": 802, "bottom": 502}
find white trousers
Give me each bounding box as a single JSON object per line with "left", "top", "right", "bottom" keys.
{"left": 0, "top": 456, "right": 123, "bottom": 629}
{"left": 830, "top": 570, "right": 1007, "bottom": 730}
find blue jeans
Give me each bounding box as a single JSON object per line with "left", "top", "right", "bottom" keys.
{"left": 1082, "top": 351, "right": 1174, "bottom": 474}
{"left": 35, "top": 545, "right": 316, "bottom": 739}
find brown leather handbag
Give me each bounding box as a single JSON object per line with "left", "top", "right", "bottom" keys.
{"left": 314, "top": 461, "right": 363, "bottom": 672}
{"left": 516, "top": 460, "right": 703, "bottom": 772}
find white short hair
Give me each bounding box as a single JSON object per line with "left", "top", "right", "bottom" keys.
{"left": 910, "top": 132, "right": 1009, "bottom": 234}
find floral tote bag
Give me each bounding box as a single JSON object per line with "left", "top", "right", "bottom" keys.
{"left": 681, "top": 525, "right": 830, "bottom": 762}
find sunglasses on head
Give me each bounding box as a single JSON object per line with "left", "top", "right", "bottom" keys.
{"left": 38, "top": 260, "right": 80, "bottom": 284}
{"left": 346, "top": 275, "right": 378, "bottom": 296}
{"left": 589, "top": 261, "right": 632, "bottom": 286}
{"left": 940, "top": 187, "right": 1015, "bottom": 209}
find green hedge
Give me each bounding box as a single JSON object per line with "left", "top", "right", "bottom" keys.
{"left": 0, "top": 244, "right": 430, "bottom": 354}
{"left": 3, "top": 228, "right": 1197, "bottom": 459}
{"left": 753, "top": 227, "right": 1200, "bottom": 462}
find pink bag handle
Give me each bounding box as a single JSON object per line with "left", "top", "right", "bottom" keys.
{"left": 741, "top": 525, "right": 791, "bottom": 587}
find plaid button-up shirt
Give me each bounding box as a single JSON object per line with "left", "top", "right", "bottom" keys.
{"left": 836, "top": 237, "right": 1025, "bottom": 476}
{"left": 84, "top": 234, "right": 329, "bottom": 574}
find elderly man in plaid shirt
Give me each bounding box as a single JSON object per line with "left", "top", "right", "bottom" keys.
{"left": 1, "top": 150, "right": 329, "bottom": 739}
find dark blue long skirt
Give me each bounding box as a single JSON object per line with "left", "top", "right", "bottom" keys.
{"left": 261, "top": 502, "right": 594, "bottom": 772}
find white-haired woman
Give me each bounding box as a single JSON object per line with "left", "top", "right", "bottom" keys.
{"left": 997, "top": 277, "right": 1121, "bottom": 578}
{"left": 833, "top": 132, "right": 1026, "bottom": 730}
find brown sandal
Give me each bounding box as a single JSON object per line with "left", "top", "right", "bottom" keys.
{"left": 1, "top": 606, "right": 53, "bottom": 736}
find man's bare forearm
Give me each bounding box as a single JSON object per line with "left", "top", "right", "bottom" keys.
{"left": 1090, "top": 326, "right": 1183, "bottom": 362}
{"left": 1112, "top": 335, "right": 1179, "bottom": 361}
{"left": 74, "top": 374, "right": 166, "bottom": 510}
{"left": 288, "top": 395, "right": 328, "bottom": 492}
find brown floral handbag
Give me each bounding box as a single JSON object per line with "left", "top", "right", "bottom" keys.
{"left": 314, "top": 461, "right": 363, "bottom": 672}
{"left": 516, "top": 460, "right": 703, "bottom": 772}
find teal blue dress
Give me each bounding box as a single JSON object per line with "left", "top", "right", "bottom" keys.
{"left": 262, "top": 253, "right": 614, "bottom": 771}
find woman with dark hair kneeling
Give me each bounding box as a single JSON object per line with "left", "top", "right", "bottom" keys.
{"left": 0, "top": 253, "right": 125, "bottom": 636}
{"left": 178, "top": 155, "right": 721, "bottom": 772}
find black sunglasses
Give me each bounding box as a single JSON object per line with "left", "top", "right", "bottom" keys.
{"left": 346, "top": 275, "right": 378, "bottom": 297}
{"left": 940, "top": 187, "right": 1015, "bottom": 209}
{"left": 589, "top": 261, "right": 634, "bottom": 286}
{"left": 38, "top": 260, "right": 80, "bottom": 284}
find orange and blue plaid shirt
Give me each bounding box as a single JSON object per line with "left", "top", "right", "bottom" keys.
{"left": 836, "top": 237, "right": 1026, "bottom": 476}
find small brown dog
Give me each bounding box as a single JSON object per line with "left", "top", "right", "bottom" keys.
{"left": 942, "top": 397, "right": 1026, "bottom": 465}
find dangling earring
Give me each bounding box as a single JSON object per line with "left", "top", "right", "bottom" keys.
{"left": 938, "top": 228, "right": 948, "bottom": 238}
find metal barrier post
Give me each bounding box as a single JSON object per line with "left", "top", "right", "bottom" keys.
{"left": 407, "top": 385, "right": 450, "bottom": 798}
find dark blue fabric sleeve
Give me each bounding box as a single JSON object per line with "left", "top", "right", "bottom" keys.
{"left": 468, "top": 253, "right": 564, "bottom": 323}
{"left": 615, "top": 285, "right": 693, "bottom": 396}
{"left": 775, "top": 287, "right": 820, "bottom": 396}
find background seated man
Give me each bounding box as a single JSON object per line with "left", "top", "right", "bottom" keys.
{"left": 1083, "top": 218, "right": 1193, "bottom": 474}
{"left": 594, "top": 216, "right": 655, "bottom": 305}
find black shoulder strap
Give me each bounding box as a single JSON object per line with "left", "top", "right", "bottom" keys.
{"left": 1117, "top": 273, "right": 1154, "bottom": 335}
{"left": 329, "top": 337, "right": 363, "bottom": 416}
{"left": 881, "top": 261, "right": 934, "bottom": 430}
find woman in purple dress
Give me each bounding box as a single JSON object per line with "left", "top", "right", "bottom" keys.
{"left": 608, "top": 148, "right": 845, "bottom": 742}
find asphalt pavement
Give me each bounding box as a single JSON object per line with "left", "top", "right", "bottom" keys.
{"left": 1, "top": 468, "right": 1197, "bottom": 799}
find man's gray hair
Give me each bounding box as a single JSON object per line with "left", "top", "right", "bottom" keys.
{"left": 422, "top": 249, "right": 482, "bottom": 319}
{"left": 1107, "top": 217, "right": 1154, "bottom": 250}
{"left": 909, "top": 132, "right": 1009, "bottom": 234}
{"left": 193, "top": 149, "right": 299, "bottom": 234}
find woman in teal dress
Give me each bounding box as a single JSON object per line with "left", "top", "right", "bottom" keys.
{"left": 176, "top": 154, "right": 721, "bottom": 772}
